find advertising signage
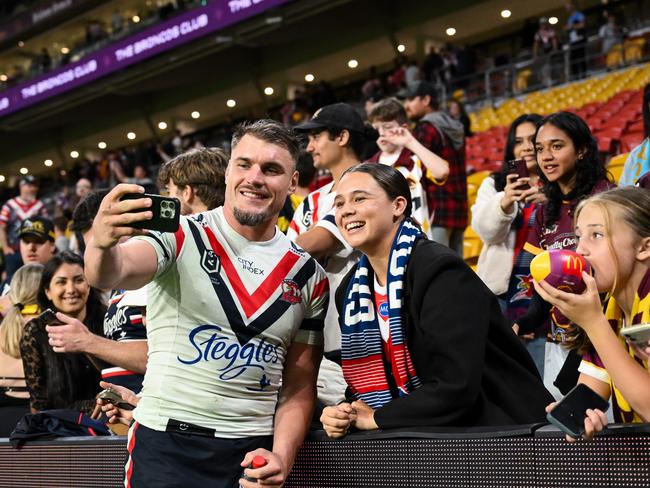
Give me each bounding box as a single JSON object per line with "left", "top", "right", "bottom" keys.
{"left": 0, "top": 0, "right": 290, "bottom": 118}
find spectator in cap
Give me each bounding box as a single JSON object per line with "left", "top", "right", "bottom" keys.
{"left": 0, "top": 176, "right": 48, "bottom": 279}
{"left": 404, "top": 81, "right": 468, "bottom": 256}
{"left": 0, "top": 217, "right": 56, "bottom": 297}
{"left": 289, "top": 103, "right": 376, "bottom": 407}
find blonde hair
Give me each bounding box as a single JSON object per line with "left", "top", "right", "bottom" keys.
{"left": 0, "top": 264, "right": 44, "bottom": 358}
{"left": 568, "top": 187, "right": 650, "bottom": 353}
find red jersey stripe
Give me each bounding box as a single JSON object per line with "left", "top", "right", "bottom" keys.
{"left": 202, "top": 225, "right": 300, "bottom": 318}
{"left": 174, "top": 226, "right": 185, "bottom": 258}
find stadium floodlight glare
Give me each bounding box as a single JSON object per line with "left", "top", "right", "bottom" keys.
{"left": 305, "top": 73, "right": 315, "bottom": 82}
{"left": 70, "top": 150, "right": 79, "bottom": 159}
{"left": 226, "top": 99, "right": 236, "bottom": 108}
{"left": 264, "top": 86, "right": 274, "bottom": 96}
{"left": 19, "top": 167, "right": 28, "bottom": 175}
{"left": 98, "top": 141, "right": 107, "bottom": 149}
{"left": 549, "top": 16, "right": 559, "bottom": 25}
{"left": 44, "top": 159, "right": 53, "bottom": 167}
{"left": 191, "top": 111, "right": 201, "bottom": 119}
{"left": 501, "top": 9, "right": 512, "bottom": 18}
{"left": 158, "top": 121, "right": 168, "bottom": 130}
{"left": 446, "top": 27, "right": 456, "bottom": 36}
{"left": 348, "top": 59, "right": 359, "bottom": 69}
{"left": 127, "top": 132, "right": 137, "bottom": 140}
{"left": 397, "top": 44, "right": 406, "bottom": 53}
{"left": 0, "top": 176, "right": 5, "bottom": 183}
{"left": 61, "top": 47, "right": 70, "bottom": 54}
{"left": 132, "top": 15, "right": 141, "bottom": 23}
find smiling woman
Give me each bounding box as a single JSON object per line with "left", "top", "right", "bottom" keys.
{"left": 319, "top": 163, "right": 553, "bottom": 438}
{"left": 19, "top": 252, "right": 106, "bottom": 414}
{"left": 514, "top": 111, "right": 614, "bottom": 400}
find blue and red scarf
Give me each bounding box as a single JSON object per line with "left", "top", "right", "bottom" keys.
{"left": 340, "top": 220, "right": 422, "bottom": 409}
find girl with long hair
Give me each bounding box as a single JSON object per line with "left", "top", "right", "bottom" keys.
{"left": 0, "top": 264, "right": 43, "bottom": 435}
{"left": 514, "top": 111, "right": 614, "bottom": 400}
{"left": 20, "top": 251, "right": 106, "bottom": 414}
{"left": 319, "top": 163, "right": 552, "bottom": 437}
{"left": 536, "top": 187, "right": 650, "bottom": 437}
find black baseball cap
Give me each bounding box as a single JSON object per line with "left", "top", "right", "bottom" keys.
{"left": 19, "top": 175, "right": 38, "bottom": 186}
{"left": 295, "top": 103, "right": 365, "bottom": 133}
{"left": 19, "top": 217, "right": 55, "bottom": 242}
{"left": 402, "top": 81, "right": 438, "bottom": 100}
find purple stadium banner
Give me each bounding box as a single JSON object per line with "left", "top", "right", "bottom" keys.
{"left": 0, "top": 0, "right": 290, "bottom": 118}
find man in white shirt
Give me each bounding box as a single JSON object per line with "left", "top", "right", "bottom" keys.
{"left": 85, "top": 120, "right": 328, "bottom": 488}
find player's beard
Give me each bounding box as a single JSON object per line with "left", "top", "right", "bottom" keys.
{"left": 233, "top": 206, "right": 271, "bottom": 227}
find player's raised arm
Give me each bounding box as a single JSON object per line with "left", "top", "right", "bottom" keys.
{"left": 84, "top": 184, "right": 159, "bottom": 290}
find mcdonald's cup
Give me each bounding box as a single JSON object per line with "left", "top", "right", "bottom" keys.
{"left": 530, "top": 249, "right": 592, "bottom": 294}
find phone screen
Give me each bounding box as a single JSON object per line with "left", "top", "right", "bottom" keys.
{"left": 546, "top": 384, "right": 609, "bottom": 438}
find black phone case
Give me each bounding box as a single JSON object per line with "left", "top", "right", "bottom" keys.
{"left": 546, "top": 383, "right": 609, "bottom": 438}
{"left": 120, "top": 193, "right": 180, "bottom": 233}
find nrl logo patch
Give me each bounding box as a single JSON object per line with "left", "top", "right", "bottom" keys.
{"left": 301, "top": 210, "right": 313, "bottom": 228}
{"left": 201, "top": 250, "right": 221, "bottom": 278}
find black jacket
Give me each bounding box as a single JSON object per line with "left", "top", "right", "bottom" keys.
{"left": 336, "top": 238, "right": 554, "bottom": 429}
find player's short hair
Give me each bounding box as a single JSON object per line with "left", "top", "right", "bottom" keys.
{"left": 231, "top": 119, "right": 300, "bottom": 166}
{"left": 158, "top": 147, "right": 227, "bottom": 210}
{"left": 368, "top": 98, "right": 408, "bottom": 125}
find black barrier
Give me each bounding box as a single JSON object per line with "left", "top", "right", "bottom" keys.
{"left": 0, "top": 424, "right": 649, "bottom": 487}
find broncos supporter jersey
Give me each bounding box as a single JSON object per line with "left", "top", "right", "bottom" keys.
{"left": 132, "top": 207, "right": 328, "bottom": 438}
{"left": 579, "top": 268, "right": 650, "bottom": 423}
{"left": 287, "top": 181, "right": 360, "bottom": 353}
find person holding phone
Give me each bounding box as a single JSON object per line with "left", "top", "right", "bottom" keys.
{"left": 471, "top": 114, "right": 545, "bottom": 306}
{"left": 513, "top": 111, "right": 614, "bottom": 400}
{"left": 85, "top": 120, "right": 327, "bottom": 488}
{"left": 319, "top": 163, "right": 552, "bottom": 438}
{"left": 471, "top": 114, "right": 546, "bottom": 373}
{"left": 19, "top": 252, "right": 106, "bottom": 414}
{"left": 535, "top": 187, "right": 650, "bottom": 435}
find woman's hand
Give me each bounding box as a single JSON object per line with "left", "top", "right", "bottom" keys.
{"left": 533, "top": 272, "right": 604, "bottom": 334}
{"left": 500, "top": 174, "right": 530, "bottom": 213}
{"left": 320, "top": 403, "right": 356, "bottom": 438}
{"left": 521, "top": 184, "right": 547, "bottom": 205}
{"left": 545, "top": 403, "right": 608, "bottom": 442}
{"left": 350, "top": 399, "right": 379, "bottom": 431}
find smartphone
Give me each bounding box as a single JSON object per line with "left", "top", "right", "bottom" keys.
{"left": 546, "top": 383, "right": 609, "bottom": 439}
{"left": 506, "top": 159, "right": 530, "bottom": 189}
{"left": 619, "top": 322, "right": 650, "bottom": 348}
{"left": 120, "top": 193, "right": 180, "bottom": 233}
{"left": 37, "top": 308, "right": 59, "bottom": 326}
{"left": 96, "top": 388, "right": 133, "bottom": 409}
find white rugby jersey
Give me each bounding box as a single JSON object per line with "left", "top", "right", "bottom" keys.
{"left": 287, "top": 181, "right": 360, "bottom": 353}
{"left": 132, "top": 207, "right": 328, "bottom": 438}
{"left": 377, "top": 152, "right": 433, "bottom": 238}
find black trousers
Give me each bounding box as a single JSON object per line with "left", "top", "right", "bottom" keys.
{"left": 125, "top": 421, "right": 273, "bottom": 488}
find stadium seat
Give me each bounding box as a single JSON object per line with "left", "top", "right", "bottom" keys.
{"left": 607, "top": 152, "right": 629, "bottom": 182}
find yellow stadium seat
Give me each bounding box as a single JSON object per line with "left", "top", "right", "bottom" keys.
{"left": 607, "top": 152, "right": 629, "bottom": 182}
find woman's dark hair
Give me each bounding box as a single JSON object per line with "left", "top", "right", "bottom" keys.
{"left": 494, "top": 113, "right": 543, "bottom": 192}
{"left": 643, "top": 82, "right": 650, "bottom": 139}
{"left": 535, "top": 111, "right": 609, "bottom": 226}
{"left": 32, "top": 251, "right": 106, "bottom": 410}
{"left": 341, "top": 162, "right": 412, "bottom": 219}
